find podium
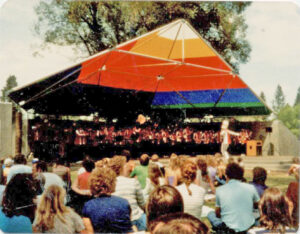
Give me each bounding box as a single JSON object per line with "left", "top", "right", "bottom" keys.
{"left": 246, "top": 140, "right": 262, "bottom": 156}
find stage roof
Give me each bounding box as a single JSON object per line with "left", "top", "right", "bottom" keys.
{"left": 9, "top": 19, "right": 271, "bottom": 117}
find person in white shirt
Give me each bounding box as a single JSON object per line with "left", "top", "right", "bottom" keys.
{"left": 7, "top": 154, "right": 32, "bottom": 183}
{"left": 109, "top": 155, "right": 146, "bottom": 231}
{"left": 176, "top": 160, "right": 206, "bottom": 220}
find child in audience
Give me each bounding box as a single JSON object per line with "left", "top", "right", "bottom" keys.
{"left": 165, "top": 154, "right": 181, "bottom": 186}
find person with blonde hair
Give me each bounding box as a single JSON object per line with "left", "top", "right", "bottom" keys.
{"left": 165, "top": 154, "right": 181, "bottom": 186}
{"left": 33, "top": 185, "right": 85, "bottom": 233}
{"left": 248, "top": 187, "right": 295, "bottom": 234}
{"left": 176, "top": 160, "right": 206, "bottom": 220}
{"left": 82, "top": 167, "right": 133, "bottom": 233}
{"left": 143, "top": 163, "right": 165, "bottom": 201}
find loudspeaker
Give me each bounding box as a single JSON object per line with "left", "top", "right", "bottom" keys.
{"left": 266, "top": 127, "right": 272, "bottom": 133}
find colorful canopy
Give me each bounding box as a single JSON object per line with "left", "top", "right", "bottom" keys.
{"left": 9, "top": 19, "right": 271, "bottom": 117}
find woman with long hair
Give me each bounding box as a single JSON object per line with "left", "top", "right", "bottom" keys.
{"left": 165, "top": 154, "right": 181, "bottom": 186}
{"left": 0, "top": 173, "right": 39, "bottom": 233}
{"left": 248, "top": 187, "right": 295, "bottom": 234}
{"left": 196, "top": 158, "right": 215, "bottom": 194}
{"left": 33, "top": 185, "right": 85, "bottom": 233}
{"left": 143, "top": 163, "right": 165, "bottom": 201}
{"left": 176, "top": 160, "right": 206, "bottom": 220}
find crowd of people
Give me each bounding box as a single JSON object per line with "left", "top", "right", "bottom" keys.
{"left": 0, "top": 152, "right": 298, "bottom": 233}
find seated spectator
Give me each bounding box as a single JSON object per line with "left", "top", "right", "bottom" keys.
{"left": 176, "top": 160, "right": 206, "bottom": 220}
{"left": 2, "top": 158, "right": 13, "bottom": 184}
{"left": 122, "top": 149, "right": 136, "bottom": 176}
{"left": 77, "top": 155, "right": 91, "bottom": 175}
{"left": 7, "top": 154, "right": 32, "bottom": 183}
{"left": 52, "top": 158, "right": 71, "bottom": 188}
{"left": 33, "top": 161, "right": 65, "bottom": 190}
{"left": 149, "top": 212, "right": 209, "bottom": 234}
{"left": 72, "top": 159, "right": 95, "bottom": 193}
{"left": 196, "top": 158, "right": 215, "bottom": 194}
{"left": 165, "top": 154, "right": 181, "bottom": 186}
{"left": 146, "top": 185, "right": 184, "bottom": 226}
{"left": 33, "top": 185, "right": 85, "bottom": 233}
{"left": 207, "top": 156, "right": 217, "bottom": 184}
{"left": 207, "top": 163, "right": 260, "bottom": 233}
{"left": 215, "top": 158, "right": 226, "bottom": 186}
{"left": 286, "top": 164, "right": 299, "bottom": 228}
{"left": 130, "top": 154, "right": 149, "bottom": 189}
{"left": 144, "top": 163, "right": 165, "bottom": 201}
{"left": 248, "top": 187, "right": 295, "bottom": 233}
{"left": 0, "top": 173, "right": 39, "bottom": 233}
{"left": 82, "top": 167, "right": 133, "bottom": 233}
{"left": 151, "top": 154, "right": 164, "bottom": 169}
{"left": 249, "top": 167, "right": 268, "bottom": 197}
{"left": 109, "top": 155, "right": 146, "bottom": 231}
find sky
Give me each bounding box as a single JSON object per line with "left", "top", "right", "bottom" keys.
{"left": 0, "top": 0, "right": 300, "bottom": 108}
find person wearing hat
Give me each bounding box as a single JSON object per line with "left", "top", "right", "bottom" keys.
{"left": 220, "top": 120, "right": 240, "bottom": 160}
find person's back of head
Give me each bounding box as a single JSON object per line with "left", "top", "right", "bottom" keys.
{"left": 149, "top": 212, "right": 209, "bottom": 234}
{"left": 109, "top": 156, "right": 126, "bottom": 176}
{"left": 181, "top": 161, "right": 197, "bottom": 196}
{"left": 121, "top": 150, "right": 131, "bottom": 162}
{"left": 82, "top": 159, "right": 95, "bottom": 173}
{"left": 225, "top": 163, "right": 244, "bottom": 181}
{"left": 146, "top": 185, "right": 184, "bottom": 226}
{"left": 151, "top": 154, "right": 159, "bottom": 162}
{"left": 259, "top": 187, "right": 292, "bottom": 233}
{"left": 196, "top": 158, "right": 208, "bottom": 177}
{"left": 252, "top": 167, "right": 267, "bottom": 185}
{"left": 2, "top": 173, "right": 38, "bottom": 218}
{"left": 14, "top": 154, "right": 27, "bottom": 165}
{"left": 36, "top": 161, "right": 48, "bottom": 172}
{"left": 34, "top": 185, "right": 68, "bottom": 231}
{"left": 140, "top": 154, "right": 149, "bottom": 166}
{"left": 149, "top": 164, "right": 163, "bottom": 186}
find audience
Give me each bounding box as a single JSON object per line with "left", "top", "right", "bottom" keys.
{"left": 33, "top": 185, "right": 85, "bottom": 233}
{"left": 52, "top": 158, "right": 71, "bottom": 188}
{"left": 0, "top": 151, "right": 298, "bottom": 233}
{"left": 207, "top": 163, "right": 260, "bottom": 233}
{"left": 109, "top": 155, "right": 146, "bottom": 231}
{"left": 146, "top": 185, "right": 184, "bottom": 226}
{"left": 82, "top": 167, "right": 133, "bottom": 233}
{"left": 196, "top": 157, "right": 215, "bottom": 194}
{"left": 286, "top": 164, "right": 299, "bottom": 228}
{"left": 0, "top": 173, "right": 39, "bottom": 233}
{"left": 249, "top": 167, "right": 268, "bottom": 197}
{"left": 130, "top": 153, "right": 149, "bottom": 189}
{"left": 165, "top": 154, "right": 181, "bottom": 186}
{"left": 248, "top": 187, "right": 295, "bottom": 233}
{"left": 7, "top": 154, "right": 32, "bottom": 183}
{"left": 176, "top": 160, "right": 206, "bottom": 220}
{"left": 149, "top": 212, "right": 209, "bottom": 234}
{"left": 143, "top": 163, "right": 165, "bottom": 201}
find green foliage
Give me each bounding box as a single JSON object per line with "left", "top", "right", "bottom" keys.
{"left": 259, "top": 91, "right": 266, "bottom": 102}
{"left": 294, "top": 87, "right": 300, "bottom": 106}
{"left": 277, "top": 104, "right": 300, "bottom": 138}
{"left": 1, "top": 75, "right": 18, "bottom": 102}
{"left": 34, "top": 1, "right": 252, "bottom": 72}
{"left": 272, "top": 85, "right": 286, "bottom": 114}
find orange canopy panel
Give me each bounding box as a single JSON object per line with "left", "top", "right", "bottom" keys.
{"left": 9, "top": 19, "right": 270, "bottom": 116}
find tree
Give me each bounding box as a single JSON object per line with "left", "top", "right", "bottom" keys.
{"left": 277, "top": 104, "right": 300, "bottom": 138}
{"left": 294, "top": 87, "right": 300, "bottom": 106}
{"left": 1, "top": 75, "right": 18, "bottom": 102}
{"left": 272, "top": 85, "right": 286, "bottom": 114}
{"left": 34, "top": 1, "right": 252, "bottom": 72}
{"left": 259, "top": 91, "right": 266, "bottom": 102}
